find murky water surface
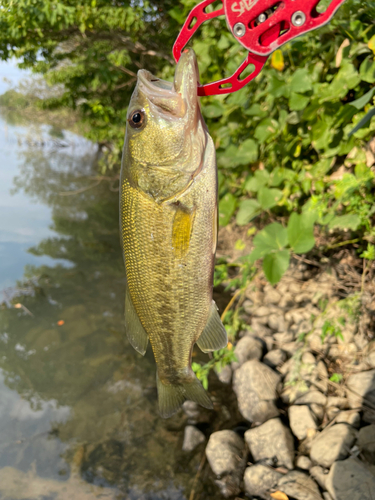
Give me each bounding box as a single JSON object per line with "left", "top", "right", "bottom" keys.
{"left": 0, "top": 92, "right": 224, "bottom": 499}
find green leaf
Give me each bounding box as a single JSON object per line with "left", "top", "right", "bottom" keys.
{"left": 203, "top": 101, "right": 225, "bottom": 118}
{"left": 263, "top": 250, "right": 291, "bottom": 285}
{"left": 359, "top": 58, "right": 375, "bottom": 83}
{"left": 328, "top": 214, "right": 361, "bottom": 231}
{"left": 244, "top": 170, "right": 269, "bottom": 192}
{"left": 311, "top": 121, "right": 332, "bottom": 150}
{"left": 350, "top": 88, "right": 375, "bottom": 110}
{"left": 348, "top": 107, "right": 375, "bottom": 136}
{"left": 287, "top": 212, "right": 316, "bottom": 254}
{"left": 218, "top": 193, "right": 237, "bottom": 226}
{"left": 236, "top": 138, "right": 259, "bottom": 164}
{"left": 290, "top": 68, "right": 313, "bottom": 94}
{"left": 236, "top": 199, "right": 261, "bottom": 225}
{"left": 257, "top": 187, "right": 282, "bottom": 210}
{"left": 252, "top": 222, "right": 288, "bottom": 257}
{"left": 289, "top": 92, "right": 310, "bottom": 111}
{"left": 254, "top": 118, "right": 278, "bottom": 143}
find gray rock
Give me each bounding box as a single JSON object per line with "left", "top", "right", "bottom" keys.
{"left": 302, "top": 351, "right": 316, "bottom": 365}
{"left": 233, "top": 360, "right": 280, "bottom": 424}
{"left": 296, "top": 455, "right": 312, "bottom": 470}
{"left": 216, "top": 364, "right": 232, "bottom": 384}
{"left": 285, "top": 308, "right": 309, "bottom": 325}
{"left": 243, "top": 464, "right": 282, "bottom": 500}
{"left": 263, "top": 349, "right": 287, "bottom": 369}
{"left": 326, "top": 406, "right": 340, "bottom": 421}
{"left": 329, "top": 343, "right": 357, "bottom": 359}
{"left": 295, "top": 390, "right": 327, "bottom": 406}
{"left": 182, "top": 425, "right": 205, "bottom": 452}
{"left": 268, "top": 313, "right": 286, "bottom": 332}
{"left": 277, "top": 470, "right": 323, "bottom": 500}
{"left": 327, "top": 397, "right": 348, "bottom": 409}
{"left": 264, "top": 287, "right": 281, "bottom": 305}
{"left": 273, "top": 332, "right": 293, "bottom": 344}
{"left": 346, "top": 369, "right": 375, "bottom": 410}
{"left": 182, "top": 401, "right": 211, "bottom": 423}
{"left": 310, "top": 424, "right": 358, "bottom": 468}
{"left": 206, "top": 430, "right": 246, "bottom": 498}
{"left": 310, "top": 465, "right": 328, "bottom": 490}
{"left": 326, "top": 457, "right": 375, "bottom": 500}
{"left": 289, "top": 405, "right": 317, "bottom": 440}
{"left": 323, "top": 493, "right": 334, "bottom": 500}
{"left": 279, "top": 292, "right": 294, "bottom": 309}
{"left": 250, "top": 319, "right": 273, "bottom": 335}
{"left": 358, "top": 424, "right": 375, "bottom": 463}
{"left": 245, "top": 418, "right": 294, "bottom": 469}
{"left": 253, "top": 306, "right": 271, "bottom": 317}
{"left": 316, "top": 360, "right": 329, "bottom": 380}
{"left": 283, "top": 341, "right": 302, "bottom": 355}
{"left": 232, "top": 336, "right": 263, "bottom": 370}
{"left": 310, "top": 404, "right": 324, "bottom": 423}
{"left": 335, "top": 410, "right": 360, "bottom": 428}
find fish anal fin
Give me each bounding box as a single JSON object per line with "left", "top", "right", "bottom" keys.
{"left": 197, "top": 301, "right": 228, "bottom": 353}
{"left": 172, "top": 204, "right": 196, "bottom": 259}
{"left": 157, "top": 372, "right": 213, "bottom": 418}
{"left": 125, "top": 284, "right": 148, "bottom": 356}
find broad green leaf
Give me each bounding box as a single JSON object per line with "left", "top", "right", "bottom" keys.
{"left": 289, "top": 92, "right": 310, "bottom": 111}
{"left": 287, "top": 212, "right": 316, "bottom": 254}
{"left": 203, "top": 101, "right": 225, "bottom": 118}
{"left": 252, "top": 223, "right": 288, "bottom": 257}
{"left": 257, "top": 187, "right": 282, "bottom": 210}
{"left": 263, "top": 250, "right": 291, "bottom": 285}
{"left": 348, "top": 107, "right": 375, "bottom": 136}
{"left": 236, "top": 138, "right": 259, "bottom": 164}
{"left": 311, "top": 121, "right": 332, "bottom": 150}
{"left": 290, "top": 68, "right": 313, "bottom": 94}
{"left": 236, "top": 199, "right": 261, "bottom": 225}
{"left": 328, "top": 214, "right": 361, "bottom": 231}
{"left": 267, "top": 74, "right": 290, "bottom": 98}
{"left": 359, "top": 58, "right": 375, "bottom": 83}
{"left": 244, "top": 170, "right": 269, "bottom": 192}
{"left": 254, "top": 118, "right": 278, "bottom": 143}
{"left": 218, "top": 193, "right": 237, "bottom": 226}
{"left": 369, "top": 35, "right": 375, "bottom": 54}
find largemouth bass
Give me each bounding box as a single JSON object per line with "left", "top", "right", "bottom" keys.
{"left": 120, "top": 49, "right": 227, "bottom": 418}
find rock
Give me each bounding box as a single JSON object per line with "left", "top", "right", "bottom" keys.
{"left": 310, "top": 465, "right": 328, "bottom": 490}
{"left": 264, "top": 287, "right": 281, "bottom": 305}
{"left": 279, "top": 358, "right": 293, "bottom": 376}
{"left": 302, "top": 351, "right": 316, "bottom": 364}
{"left": 329, "top": 343, "right": 357, "bottom": 360}
{"left": 253, "top": 306, "right": 271, "bottom": 317}
{"left": 233, "top": 360, "right": 280, "bottom": 424}
{"left": 283, "top": 341, "right": 302, "bottom": 355}
{"left": 182, "top": 425, "right": 205, "bottom": 452}
{"left": 289, "top": 405, "right": 317, "bottom": 440}
{"left": 250, "top": 318, "right": 273, "bottom": 334}
{"left": 232, "top": 336, "right": 263, "bottom": 370}
{"left": 279, "top": 292, "right": 294, "bottom": 308}
{"left": 216, "top": 364, "right": 232, "bottom": 384}
{"left": 245, "top": 418, "right": 294, "bottom": 469}
{"left": 296, "top": 455, "right": 312, "bottom": 470}
{"left": 335, "top": 410, "right": 360, "bottom": 428}
{"left": 206, "top": 430, "right": 246, "bottom": 498}
{"left": 285, "top": 308, "right": 310, "bottom": 325}
{"left": 327, "top": 397, "right": 349, "bottom": 410}
{"left": 310, "top": 404, "right": 324, "bottom": 423}
{"left": 243, "top": 464, "right": 282, "bottom": 500}
{"left": 346, "top": 369, "right": 375, "bottom": 410}
{"left": 323, "top": 493, "right": 334, "bottom": 500}
{"left": 295, "top": 390, "right": 327, "bottom": 406}
{"left": 277, "top": 470, "right": 323, "bottom": 500}
{"left": 182, "top": 401, "right": 211, "bottom": 423}
{"left": 264, "top": 349, "right": 287, "bottom": 369}
{"left": 268, "top": 313, "right": 286, "bottom": 332}
{"left": 310, "top": 424, "right": 358, "bottom": 467}
{"left": 273, "top": 332, "right": 294, "bottom": 344}
{"left": 326, "top": 406, "right": 340, "bottom": 421}
{"left": 316, "top": 360, "right": 329, "bottom": 380}
{"left": 326, "top": 457, "right": 375, "bottom": 500}
{"left": 358, "top": 424, "right": 375, "bottom": 463}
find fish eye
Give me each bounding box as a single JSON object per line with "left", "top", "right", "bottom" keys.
{"left": 128, "top": 109, "right": 145, "bottom": 129}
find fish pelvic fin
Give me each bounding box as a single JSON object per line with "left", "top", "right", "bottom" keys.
{"left": 156, "top": 372, "right": 213, "bottom": 419}
{"left": 197, "top": 301, "right": 228, "bottom": 353}
{"left": 125, "top": 283, "right": 148, "bottom": 356}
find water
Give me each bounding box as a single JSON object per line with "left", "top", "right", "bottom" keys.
{"left": 0, "top": 87, "right": 229, "bottom": 498}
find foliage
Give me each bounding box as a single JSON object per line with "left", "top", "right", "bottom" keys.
{"left": 1, "top": 0, "right": 375, "bottom": 287}
{"left": 192, "top": 346, "right": 237, "bottom": 390}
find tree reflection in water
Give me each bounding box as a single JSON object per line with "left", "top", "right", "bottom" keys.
{"left": 0, "top": 124, "right": 220, "bottom": 499}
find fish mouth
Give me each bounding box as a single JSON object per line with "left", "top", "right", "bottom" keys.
{"left": 137, "top": 70, "right": 175, "bottom": 96}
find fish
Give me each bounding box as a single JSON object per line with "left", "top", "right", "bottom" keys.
{"left": 119, "top": 49, "right": 227, "bottom": 418}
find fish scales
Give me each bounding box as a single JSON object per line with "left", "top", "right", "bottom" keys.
{"left": 120, "top": 49, "right": 227, "bottom": 417}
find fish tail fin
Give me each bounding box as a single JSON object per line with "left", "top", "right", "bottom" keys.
{"left": 156, "top": 372, "right": 213, "bottom": 419}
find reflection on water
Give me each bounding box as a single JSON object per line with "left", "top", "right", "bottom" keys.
{"left": 0, "top": 112, "right": 225, "bottom": 499}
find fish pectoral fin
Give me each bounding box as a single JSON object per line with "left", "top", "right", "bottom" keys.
{"left": 172, "top": 204, "right": 196, "bottom": 259}
{"left": 197, "top": 301, "right": 228, "bottom": 353}
{"left": 156, "top": 372, "right": 213, "bottom": 418}
{"left": 125, "top": 284, "right": 148, "bottom": 356}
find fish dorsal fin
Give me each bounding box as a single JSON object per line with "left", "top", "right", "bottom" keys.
{"left": 125, "top": 283, "right": 148, "bottom": 356}
{"left": 197, "top": 301, "right": 228, "bottom": 353}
